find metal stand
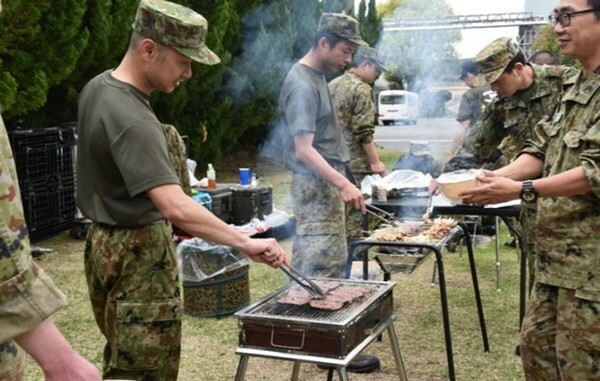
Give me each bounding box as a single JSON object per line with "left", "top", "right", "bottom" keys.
{"left": 349, "top": 223, "right": 489, "bottom": 381}
{"left": 234, "top": 314, "right": 407, "bottom": 381}
{"left": 495, "top": 217, "right": 501, "bottom": 292}
{"left": 431, "top": 204, "right": 527, "bottom": 329}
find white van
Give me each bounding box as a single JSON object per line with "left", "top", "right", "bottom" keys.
{"left": 377, "top": 90, "right": 419, "bottom": 125}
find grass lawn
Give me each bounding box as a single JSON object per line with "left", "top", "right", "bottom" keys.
{"left": 24, "top": 148, "right": 526, "bottom": 380}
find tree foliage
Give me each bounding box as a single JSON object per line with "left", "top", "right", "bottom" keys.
{"left": 377, "top": 0, "right": 459, "bottom": 91}
{"left": 0, "top": 0, "right": 382, "bottom": 166}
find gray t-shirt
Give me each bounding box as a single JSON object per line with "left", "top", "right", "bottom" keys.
{"left": 278, "top": 63, "right": 349, "bottom": 174}
{"left": 77, "top": 70, "right": 179, "bottom": 228}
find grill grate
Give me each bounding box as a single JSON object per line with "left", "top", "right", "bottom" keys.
{"left": 239, "top": 280, "right": 391, "bottom": 325}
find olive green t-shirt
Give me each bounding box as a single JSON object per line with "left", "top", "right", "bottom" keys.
{"left": 77, "top": 70, "right": 180, "bottom": 227}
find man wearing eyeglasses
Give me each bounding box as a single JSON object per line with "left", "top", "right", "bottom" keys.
{"left": 459, "top": 0, "right": 600, "bottom": 379}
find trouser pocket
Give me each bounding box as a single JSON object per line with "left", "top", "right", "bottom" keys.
{"left": 114, "top": 299, "right": 182, "bottom": 370}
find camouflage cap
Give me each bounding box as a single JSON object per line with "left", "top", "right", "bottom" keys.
{"left": 317, "top": 13, "right": 367, "bottom": 46}
{"left": 132, "top": 0, "right": 220, "bottom": 65}
{"left": 474, "top": 37, "right": 521, "bottom": 86}
{"left": 355, "top": 46, "right": 388, "bottom": 72}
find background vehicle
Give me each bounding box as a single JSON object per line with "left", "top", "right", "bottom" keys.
{"left": 377, "top": 90, "right": 419, "bottom": 125}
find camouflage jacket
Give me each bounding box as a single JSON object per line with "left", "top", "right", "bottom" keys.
{"left": 0, "top": 116, "right": 66, "bottom": 342}
{"left": 446, "top": 64, "right": 579, "bottom": 172}
{"left": 329, "top": 71, "right": 375, "bottom": 174}
{"left": 522, "top": 69, "right": 600, "bottom": 298}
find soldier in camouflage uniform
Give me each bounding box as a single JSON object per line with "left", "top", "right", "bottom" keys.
{"left": 444, "top": 37, "right": 578, "bottom": 293}
{"left": 77, "top": 1, "right": 287, "bottom": 379}
{"left": 461, "top": 1, "right": 600, "bottom": 378}
{"left": 329, "top": 46, "right": 387, "bottom": 243}
{"left": 278, "top": 13, "right": 367, "bottom": 278}
{"left": 0, "top": 1, "right": 101, "bottom": 379}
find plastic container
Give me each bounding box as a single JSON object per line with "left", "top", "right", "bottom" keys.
{"left": 207, "top": 163, "right": 216, "bottom": 190}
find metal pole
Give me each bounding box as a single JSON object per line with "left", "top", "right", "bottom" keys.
{"left": 495, "top": 216, "right": 501, "bottom": 292}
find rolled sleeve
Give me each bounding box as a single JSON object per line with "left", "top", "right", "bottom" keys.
{"left": 0, "top": 259, "right": 66, "bottom": 342}
{"left": 581, "top": 124, "right": 600, "bottom": 197}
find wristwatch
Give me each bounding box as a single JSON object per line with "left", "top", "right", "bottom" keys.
{"left": 519, "top": 180, "right": 539, "bottom": 203}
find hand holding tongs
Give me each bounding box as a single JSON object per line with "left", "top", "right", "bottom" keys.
{"left": 366, "top": 203, "right": 402, "bottom": 227}
{"left": 280, "top": 263, "right": 326, "bottom": 299}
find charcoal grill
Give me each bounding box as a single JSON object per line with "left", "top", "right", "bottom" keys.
{"left": 234, "top": 279, "right": 407, "bottom": 381}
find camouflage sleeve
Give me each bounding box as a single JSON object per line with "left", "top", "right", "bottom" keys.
{"left": 581, "top": 121, "right": 600, "bottom": 196}
{"left": 162, "top": 124, "right": 191, "bottom": 196}
{"left": 0, "top": 116, "right": 66, "bottom": 342}
{"left": 445, "top": 101, "right": 504, "bottom": 171}
{"left": 351, "top": 83, "right": 375, "bottom": 144}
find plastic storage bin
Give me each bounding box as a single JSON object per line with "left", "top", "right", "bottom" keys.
{"left": 9, "top": 127, "right": 76, "bottom": 242}
{"left": 231, "top": 184, "right": 273, "bottom": 225}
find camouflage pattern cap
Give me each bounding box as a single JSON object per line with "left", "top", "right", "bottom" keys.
{"left": 355, "top": 46, "right": 388, "bottom": 72}
{"left": 474, "top": 37, "right": 521, "bottom": 86}
{"left": 132, "top": 0, "right": 220, "bottom": 65}
{"left": 317, "top": 13, "right": 367, "bottom": 46}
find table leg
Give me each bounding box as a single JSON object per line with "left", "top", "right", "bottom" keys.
{"left": 500, "top": 216, "right": 527, "bottom": 329}
{"left": 457, "top": 222, "right": 490, "bottom": 353}
{"left": 235, "top": 355, "right": 249, "bottom": 381}
{"left": 495, "top": 217, "right": 501, "bottom": 292}
{"left": 430, "top": 246, "right": 455, "bottom": 381}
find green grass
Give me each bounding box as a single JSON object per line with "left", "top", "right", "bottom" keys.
{"left": 24, "top": 148, "right": 525, "bottom": 380}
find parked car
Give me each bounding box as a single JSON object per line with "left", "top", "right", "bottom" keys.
{"left": 377, "top": 90, "right": 419, "bottom": 125}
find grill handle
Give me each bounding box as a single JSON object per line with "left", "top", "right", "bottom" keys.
{"left": 270, "top": 325, "right": 306, "bottom": 350}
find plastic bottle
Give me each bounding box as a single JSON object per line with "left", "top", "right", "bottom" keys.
{"left": 207, "top": 163, "right": 216, "bottom": 189}
{"left": 250, "top": 173, "right": 258, "bottom": 187}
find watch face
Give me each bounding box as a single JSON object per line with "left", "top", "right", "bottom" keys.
{"left": 522, "top": 191, "right": 536, "bottom": 202}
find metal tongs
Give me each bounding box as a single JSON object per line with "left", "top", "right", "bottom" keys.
{"left": 365, "top": 203, "right": 402, "bottom": 227}
{"left": 280, "top": 263, "right": 326, "bottom": 299}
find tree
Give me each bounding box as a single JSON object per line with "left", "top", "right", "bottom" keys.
{"left": 363, "top": 0, "right": 382, "bottom": 46}
{"left": 377, "top": 0, "right": 459, "bottom": 91}
{"left": 0, "top": 0, "right": 88, "bottom": 123}
{"left": 531, "top": 25, "right": 578, "bottom": 67}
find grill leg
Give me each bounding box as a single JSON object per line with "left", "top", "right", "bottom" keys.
{"left": 291, "top": 361, "right": 301, "bottom": 380}
{"left": 337, "top": 367, "right": 350, "bottom": 381}
{"left": 235, "top": 355, "right": 249, "bottom": 381}
{"left": 387, "top": 324, "right": 408, "bottom": 381}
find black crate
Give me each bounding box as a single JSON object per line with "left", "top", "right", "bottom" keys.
{"left": 9, "top": 127, "right": 76, "bottom": 242}
{"left": 231, "top": 184, "right": 273, "bottom": 225}
{"left": 198, "top": 184, "right": 233, "bottom": 223}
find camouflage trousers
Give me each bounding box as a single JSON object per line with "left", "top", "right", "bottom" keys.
{"left": 0, "top": 340, "right": 25, "bottom": 380}
{"left": 521, "top": 283, "right": 600, "bottom": 380}
{"left": 291, "top": 170, "right": 347, "bottom": 278}
{"left": 345, "top": 171, "right": 368, "bottom": 243}
{"left": 85, "top": 221, "right": 182, "bottom": 381}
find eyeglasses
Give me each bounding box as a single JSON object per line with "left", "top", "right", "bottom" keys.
{"left": 548, "top": 8, "right": 596, "bottom": 27}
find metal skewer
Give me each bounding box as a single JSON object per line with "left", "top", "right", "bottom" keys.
{"left": 280, "top": 263, "right": 326, "bottom": 299}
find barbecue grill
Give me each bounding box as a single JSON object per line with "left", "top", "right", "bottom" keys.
{"left": 234, "top": 279, "right": 407, "bottom": 380}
